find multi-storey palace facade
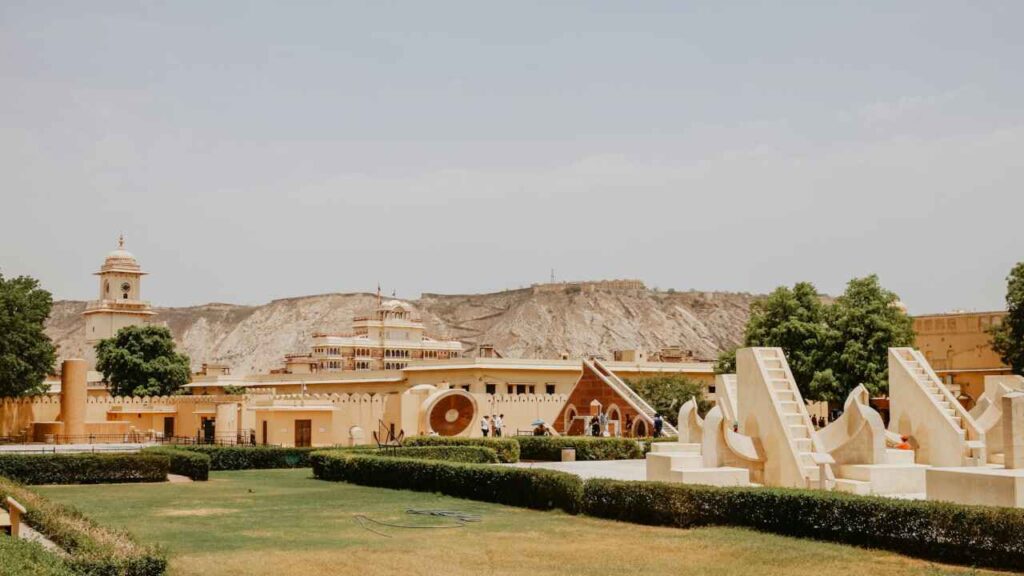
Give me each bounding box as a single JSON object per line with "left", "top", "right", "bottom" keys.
{"left": 306, "top": 300, "right": 462, "bottom": 372}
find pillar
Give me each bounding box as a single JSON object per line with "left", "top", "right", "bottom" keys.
{"left": 1002, "top": 392, "right": 1024, "bottom": 470}
{"left": 214, "top": 403, "right": 239, "bottom": 445}
{"left": 59, "top": 359, "right": 88, "bottom": 441}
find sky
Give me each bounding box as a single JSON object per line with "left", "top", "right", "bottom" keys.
{"left": 1, "top": 1, "right": 1021, "bottom": 314}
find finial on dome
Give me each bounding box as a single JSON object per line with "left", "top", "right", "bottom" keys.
{"left": 118, "top": 234, "right": 125, "bottom": 249}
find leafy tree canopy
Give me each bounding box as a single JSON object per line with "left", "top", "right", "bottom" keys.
{"left": 0, "top": 273, "right": 57, "bottom": 396}
{"left": 627, "top": 375, "right": 710, "bottom": 426}
{"left": 820, "top": 275, "right": 915, "bottom": 398}
{"left": 990, "top": 262, "right": 1024, "bottom": 375}
{"left": 96, "top": 325, "right": 191, "bottom": 397}
{"left": 715, "top": 275, "right": 913, "bottom": 402}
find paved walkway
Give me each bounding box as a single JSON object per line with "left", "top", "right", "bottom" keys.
{"left": 506, "top": 459, "right": 646, "bottom": 481}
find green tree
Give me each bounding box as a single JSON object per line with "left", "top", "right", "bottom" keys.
{"left": 990, "top": 262, "right": 1024, "bottom": 375}
{"left": 714, "top": 347, "right": 737, "bottom": 375}
{"left": 822, "top": 275, "right": 914, "bottom": 399}
{"left": 715, "top": 282, "right": 835, "bottom": 401}
{"left": 96, "top": 325, "right": 191, "bottom": 397}
{"left": 0, "top": 273, "right": 57, "bottom": 396}
{"left": 626, "top": 375, "right": 709, "bottom": 426}
{"left": 714, "top": 275, "right": 913, "bottom": 402}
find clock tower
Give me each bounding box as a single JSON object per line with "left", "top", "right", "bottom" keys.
{"left": 83, "top": 235, "right": 156, "bottom": 365}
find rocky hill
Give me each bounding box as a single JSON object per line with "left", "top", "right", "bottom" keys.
{"left": 45, "top": 282, "right": 757, "bottom": 374}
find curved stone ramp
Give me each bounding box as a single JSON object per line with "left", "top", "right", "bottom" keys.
{"left": 819, "top": 385, "right": 926, "bottom": 496}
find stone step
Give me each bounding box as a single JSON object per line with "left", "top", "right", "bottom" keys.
{"left": 789, "top": 425, "right": 809, "bottom": 439}
{"left": 836, "top": 463, "right": 928, "bottom": 494}
{"left": 886, "top": 448, "right": 916, "bottom": 465}
{"left": 784, "top": 413, "right": 804, "bottom": 426}
{"left": 834, "top": 478, "right": 872, "bottom": 496}
{"left": 803, "top": 466, "right": 821, "bottom": 481}
{"left": 650, "top": 442, "right": 701, "bottom": 454}
{"left": 646, "top": 452, "right": 704, "bottom": 482}
{"left": 669, "top": 466, "right": 750, "bottom": 487}
{"left": 793, "top": 438, "right": 812, "bottom": 452}
{"left": 776, "top": 390, "right": 797, "bottom": 402}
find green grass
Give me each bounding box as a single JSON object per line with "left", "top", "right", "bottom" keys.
{"left": 35, "top": 469, "right": 1002, "bottom": 576}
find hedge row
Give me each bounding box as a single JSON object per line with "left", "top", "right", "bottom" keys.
{"left": 585, "top": 480, "right": 1024, "bottom": 570}
{"left": 0, "top": 535, "right": 75, "bottom": 576}
{"left": 402, "top": 436, "right": 520, "bottom": 463}
{"left": 0, "top": 453, "right": 168, "bottom": 485}
{"left": 141, "top": 447, "right": 211, "bottom": 481}
{"left": 381, "top": 445, "right": 499, "bottom": 464}
{"left": 514, "top": 437, "right": 643, "bottom": 461}
{"left": 310, "top": 451, "right": 581, "bottom": 513}
{"left": 0, "top": 476, "right": 167, "bottom": 575}
{"left": 171, "top": 445, "right": 318, "bottom": 470}
{"left": 310, "top": 453, "right": 1024, "bottom": 570}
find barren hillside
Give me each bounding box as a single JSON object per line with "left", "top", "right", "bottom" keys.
{"left": 45, "top": 283, "right": 757, "bottom": 374}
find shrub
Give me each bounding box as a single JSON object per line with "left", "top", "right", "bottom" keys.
{"left": 0, "top": 476, "right": 167, "bottom": 575}
{"left": 581, "top": 479, "right": 1024, "bottom": 570}
{"left": 171, "top": 445, "right": 318, "bottom": 470}
{"left": 382, "top": 445, "right": 499, "bottom": 464}
{"left": 311, "top": 451, "right": 581, "bottom": 513}
{"left": 402, "top": 436, "right": 520, "bottom": 463}
{"left": 0, "top": 535, "right": 75, "bottom": 576}
{"left": 515, "top": 437, "right": 643, "bottom": 461}
{"left": 641, "top": 435, "right": 680, "bottom": 454}
{"left": 141, "top": 447, "right": 210, "bottom": 481}
{"left": 0, "top": 453, "right": 168, "bottom": 485}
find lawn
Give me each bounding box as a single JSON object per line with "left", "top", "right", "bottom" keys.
{"left": 36, "top": 469, "right": 998, "bottom": 576}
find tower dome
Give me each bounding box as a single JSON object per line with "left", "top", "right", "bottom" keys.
{"left": 100, "top": 235, "right": 141, "bottom": 272}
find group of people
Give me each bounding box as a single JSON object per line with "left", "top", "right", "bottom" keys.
{"left": 811, "top": 414, "right": 829, "bottom": 429}
{"left": 480, "top": 414, "right": 505, "bottom": 437}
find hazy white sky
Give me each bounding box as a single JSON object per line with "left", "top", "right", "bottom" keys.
{"left": 1, "top": 1, "right": 1021, "bottom": 313}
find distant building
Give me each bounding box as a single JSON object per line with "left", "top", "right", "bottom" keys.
{"left": 912, "top": 311, "right": 1012, "bottom": 403}
{"left": 307, "top": 300, "right": 462, "bottom": 372}
{"left": 82, "top": 236, "right": 154, "bottom": 366}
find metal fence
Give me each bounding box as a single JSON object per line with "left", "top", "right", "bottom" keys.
{"left": 0, "top": 429, "right": 260, "bottom": 448}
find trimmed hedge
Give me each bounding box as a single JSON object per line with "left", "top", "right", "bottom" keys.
{"left": 402, "top": 436, "right": 520, "bottom": 463}
{"left": 141, "top": 447, "right": 211, "bottom": 481}
{"left": 309, "top": 452, "right": 1024, "bottom": 569}
{"left": 0, "top": 453, "right": 168, "bottom": 485}
{"left": 640, "top": 436, "right": 680, "bottom": 455}
{"left": 171, "top": 445, "right": 318, "bottom": 470}
{"left": 514, "top": 437, "right": 643, "bottom": 461}
{"left": 382, "top": 445, "right": 499, "bottom": 464}
{"left": 0, "top": 476, "right": 167, "bottom": 575}
{"left": 581, "top": 479, "right": 1024, "bottom": 570}
{"left": 310, "top": 451, "right": 581, "bottom": 513}
{"left": 0, "top": 535, "right": 75, "bottom": 576}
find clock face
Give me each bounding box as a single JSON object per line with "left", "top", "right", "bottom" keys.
{"left": 120, "top": 282, "right": 131, "bottom": 293}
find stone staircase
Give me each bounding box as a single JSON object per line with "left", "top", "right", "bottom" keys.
{"left": 890, "top": 348, "right": 985, "bottom": 466}
{"left": 715, "top": 373, "right": 738, "bottom": 423}
{"left": 590, "top": 359, "right": 678, "bottom": 436}
{"left": 751, "top": 348, "right": 834, "bottom": 489}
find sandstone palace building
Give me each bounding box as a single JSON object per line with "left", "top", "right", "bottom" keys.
{"left": 0, "top": 240, "right": 717, "bottom": 447}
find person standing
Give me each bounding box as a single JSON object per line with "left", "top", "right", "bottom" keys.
{"left": 598, "top": 410, "right": 609, "bottom": 436}
{"left": 481, "top": 415, "right": 490, "bottom": 437}
{"left": 493, "top": 414, "right": 504, "bottom": 437}
{"left": 653, "top": 413, "right": 664, "bottom": 438}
